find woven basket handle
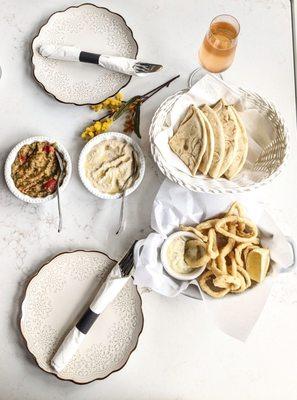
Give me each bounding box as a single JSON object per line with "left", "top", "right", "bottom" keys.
{"left": 280, "top": 236, "right": 297, "bottom": 273}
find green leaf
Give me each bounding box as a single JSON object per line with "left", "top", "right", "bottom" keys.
{"left": 113, "top": 96, "right": 141, "bottom": 120}
{"left": 133, "top": 103, "right": 141, "bottom": 138}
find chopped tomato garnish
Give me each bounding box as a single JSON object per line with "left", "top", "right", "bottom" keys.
{"left": 43, "top": 145, "right": 55, "bottom": 153}
{"left": 43, "top": 178, "right": 57, "bottom": 193}
{"left": 19, "top": 155, "right": 27, "bottom": 164}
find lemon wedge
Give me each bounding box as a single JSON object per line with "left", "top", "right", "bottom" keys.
{"left": 246, "top": 248, "right": 270, "bottom": 283}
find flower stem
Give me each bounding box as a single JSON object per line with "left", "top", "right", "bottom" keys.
{"left": 93, "top": 111, "right": 114, "bottom": 123}
{"left": 91, "top": 75, "right": 180, "bottom": 125}
{"left": 141, "top": 75, "right": 180, "bottom": 103}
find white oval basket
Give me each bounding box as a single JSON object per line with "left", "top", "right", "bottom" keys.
{"left": 149, "top": 89, "right": 289, "bottom": 194}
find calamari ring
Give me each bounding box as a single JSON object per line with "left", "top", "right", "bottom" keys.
{"left": 216, "top": 226, "right": 236, "bottom": 273}
{"left": 213, "top": 247, "right": 248, "bottom": 292}
{"left": 184, "top": 239, "right": 210, "bottom": 268}
{"left": 217, "top": 256, "right": 227, "bottom": 273}
{"left": 226, "top": 202, "right": 245, "bottom": 231}
{"left": 237, "top": 265, "right": 252, "bottom": 288}
{"left": 209, "top": 257, "right": 242, "bottom": 291}
{"left": 214, "top": 252, "right": 242, "bottom": 291}
{"left": 237, "top": 225, "right": 259, "bottom": 239}
{"left": 180, "top": 225, "right": 208, "bottom": 242}
{"left": 229, "top": 270, "right": 247, "bottom": 293}
{"left": 207, "top": 228, "right": 219, "bottom": 259}
{"left": 208, "top": 259, "right": 224, "bottom": 277}
{"left": 195, "top": 219, "right": 219, "bottom": 232}
{"left": 215, "top": 216, "right": 258, "bottom": 243}
{"left": 226, "top": 202, "right": 244, "bottom": 232}
{"left": 226, "top": 202, "right": 245, "bottom": 217}
{"left": 199, "top": 271, "right": 230, "bottom": 298}
{"left": 181, "top": 202, "right": 265, "bottom": 298}
{"left": 235, "top": 243, "right": 259, "bottom": 267}
{"left": 229, "top": 251, "right": 238, "bottom": 277}
{"left": 213, "top": 274, "right": 241, "bottom": 290}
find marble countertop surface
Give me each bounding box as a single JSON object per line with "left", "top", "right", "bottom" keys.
{"left": 0, "top": 0, "right": 296, "bottom": 399}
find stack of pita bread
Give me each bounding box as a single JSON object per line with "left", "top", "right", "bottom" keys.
{"left": 169, "top": 99, "right": 248, "bottom": 180}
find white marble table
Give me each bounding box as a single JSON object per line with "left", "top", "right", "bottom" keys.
{"left": 0, "top": 1, "right": 296, "bottom": 399}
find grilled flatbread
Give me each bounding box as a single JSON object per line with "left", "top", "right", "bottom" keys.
{"left": 169, "top": 105, "right": 207, "bottom": 175}
{"left": 200, "top": 104, "right": 225, "bottom": 178}
{"left": 224, "top": 106, "right": 248, "bottom": 179}
{"left": 212, "top": 99, "right": 240, "bottom": 177}
{"left": 198, "top": 110, "right": 215, "bottom": 175}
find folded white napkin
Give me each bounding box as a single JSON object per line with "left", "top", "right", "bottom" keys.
{"left": 51, "top": 264, "right": 130, "bottom": 373}
{"left": 134, "top": 179, "right": 295, "bottom": 340}
{"left": 39, "top": 44, "right": 148, "bottom": 77}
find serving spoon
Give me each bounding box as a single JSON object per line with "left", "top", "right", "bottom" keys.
{"left": 116, "top": 151, "right": 138, "bottom": 235}
{"left": 55, "top": 150, "right": 64, "bottom": 233}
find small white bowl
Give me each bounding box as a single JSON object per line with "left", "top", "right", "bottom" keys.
{"left": 5, "top": 136, "right": 72, "bottom": 204}
{"left": 78, "top": 132, "right": 145, "bottom": 200}
{"left": 161, "top": 231, "right": 207, "bottom": 281}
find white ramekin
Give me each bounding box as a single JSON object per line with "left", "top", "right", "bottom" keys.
{"left": 78, "top": 132, "right": 145, "bottom": 200}
{"left": 5, "top": 136, "right": 72, "bottom": 204}
{"left": 161, "top": 231, "right": 207, "bottom": 281}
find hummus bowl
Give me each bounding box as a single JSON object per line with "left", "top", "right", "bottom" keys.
{"left": 5, "top": 136, "right": 72, "bottom": 204}
{"left": 161, "top": 231, "right": 207, "bottom": 281}
{"left": 79, "top": 132, "right": 145, "bottom": 200}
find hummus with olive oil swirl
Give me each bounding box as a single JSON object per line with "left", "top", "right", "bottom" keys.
{"left": 85, "top": 139, "right": 138, "bottom": 195}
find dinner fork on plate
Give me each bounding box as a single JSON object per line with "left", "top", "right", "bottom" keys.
{"left": 133, "top": 62, "right": 163, "bottom": 74}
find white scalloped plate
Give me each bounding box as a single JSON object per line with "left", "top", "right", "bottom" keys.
{"left": 79, "top": 132, "right": 145, "bottom": 200}
{"left": 5, "top": 136, "right": 72, "bottom": 204}
{"left": 31, "top": 4, "right": 138, "bottom": 105}
{"left": 20, "top": 250, "right": 143, "bottom": 384}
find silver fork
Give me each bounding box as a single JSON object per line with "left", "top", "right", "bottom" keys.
{"left": 116, "top": 152, "right": 138, "bottom": 235}
{"left": 55, "top": 151, "right": 64, "bottom": 233}
{"left": 133, "top": 62, "right": 163, "bottom": 74}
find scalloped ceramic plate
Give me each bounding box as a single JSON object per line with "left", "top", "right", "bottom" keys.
{"left": 31, "top": 4, "right": 138, "bottom": 105}
{"left": 20, "top": 251, "right": 143, "bottom": 384}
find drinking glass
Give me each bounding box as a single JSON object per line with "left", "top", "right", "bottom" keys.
{"left": 188, "top": 14, "right": 240, "bottom": 87}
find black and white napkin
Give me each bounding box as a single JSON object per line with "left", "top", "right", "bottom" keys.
{"left": 39, "top": 44, "right": 148, "bottom": 77}
{"left": 51, "top": 264, "right": 130, "bottom": 373}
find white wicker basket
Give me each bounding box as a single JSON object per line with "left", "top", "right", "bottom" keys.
{"left": 149, "top": 89, "right": 289, "bottom": 194}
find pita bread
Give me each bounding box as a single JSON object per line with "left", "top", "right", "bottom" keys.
{"left": 212, "top": 99, "right": 240, "bottom": 177}
{"left": 224, "top": 106, "right": 248, "bottom": 179}
{"left": 198, "top": 110, "right": 215, "bottom": 175}
{"left": 169, "top": 105, "right": 207, "bottom": 175}
{"left": 200, "top": 104, "right": 225, "bottom": 178}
